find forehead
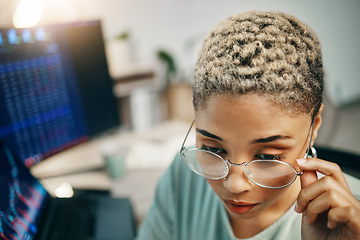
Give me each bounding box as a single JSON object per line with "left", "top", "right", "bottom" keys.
{"left": 194, "top": 94, "right": 311, "bottom": 140}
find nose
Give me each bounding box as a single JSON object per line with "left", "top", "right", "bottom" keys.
{"left": 223, "top": 161, "right": 255, "bottom": 193}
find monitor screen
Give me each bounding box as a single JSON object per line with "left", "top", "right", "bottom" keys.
{"left": 0, "top": 140, "right": 49, "bottom": 240}
{"left": 0, "top": 20, "right": 120, "bottom": 167}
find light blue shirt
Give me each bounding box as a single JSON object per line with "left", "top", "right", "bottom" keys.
{"left": 136, "top": 154, "right": 360, "bottom": 240}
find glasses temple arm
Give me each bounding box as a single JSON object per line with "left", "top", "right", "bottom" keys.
{"left": 305, "top": 117, "right": 316, "bottom": 158}
{"left": 180, "top": 119, "right": 195, "bottom": 153}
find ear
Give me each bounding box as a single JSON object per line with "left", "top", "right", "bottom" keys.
{"left": 311, "top": 103, "right": 324, "bottom": 146}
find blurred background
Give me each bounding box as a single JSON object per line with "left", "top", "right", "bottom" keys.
{"left": 2, "top": 0, "right": 359, "bottom": 152}
{"left": 0, "top": 0, "right": 359, "bottom": 225}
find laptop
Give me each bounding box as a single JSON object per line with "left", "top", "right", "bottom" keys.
{"left": 0, "top": 140, "right": 136, "bottom": 240}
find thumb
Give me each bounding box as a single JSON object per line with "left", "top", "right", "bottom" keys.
{"left": 296, "top": 158, "right": 318, "bottom": 189}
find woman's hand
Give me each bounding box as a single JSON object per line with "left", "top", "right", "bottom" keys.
{"left": 295, "top": 158, "right": 360, "bottom": 240}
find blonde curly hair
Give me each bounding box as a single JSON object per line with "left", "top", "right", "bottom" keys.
{"left": 193, "top": 11, "right": 324, "bottom": 117}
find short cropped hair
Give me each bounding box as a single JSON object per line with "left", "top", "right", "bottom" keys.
{"left": 193, "top": 11, "right": 324, "bottom": 117}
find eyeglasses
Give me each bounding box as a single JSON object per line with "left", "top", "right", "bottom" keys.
{"left": 179, "top": 119, "right": 315, "bottom": 189}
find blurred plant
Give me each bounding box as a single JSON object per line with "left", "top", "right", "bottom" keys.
{"left": 116, "top": 30, "right": 131, "bottom": 40}
{"left": 157, "top": 49, "right": 177, "bottom": 88}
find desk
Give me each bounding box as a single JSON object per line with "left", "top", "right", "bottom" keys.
{"left": 30, "top": 120, "right": 195, "bottom": 225}
{"left": 37, "top": 168, "right": 165, "bottom": 225}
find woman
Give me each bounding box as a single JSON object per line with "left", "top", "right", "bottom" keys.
{"left": 136, "top": 11, "right": 360, "bottom": 239}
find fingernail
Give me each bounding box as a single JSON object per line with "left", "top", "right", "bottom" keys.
{"left": 294, "top": 203, "right": 300, "bottom": 213}
{"left": 296, "top": 158, "right": 307, "bottom": 165}
{"left": 327, "top": 220, "right": 336, "bottom": 229}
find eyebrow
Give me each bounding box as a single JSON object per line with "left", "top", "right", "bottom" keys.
{"left": 196, "top": 129, "right": 223, "bottom": 141}
{"left": 196, "top": 128, "right": 292, "bottom": 144}
{"left": 252, "top": 135, "right": 291, "bottom": 144}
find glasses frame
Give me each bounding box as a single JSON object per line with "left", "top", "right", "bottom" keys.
{"left": 179, "top": 118, "right": 316, "bottom": 189}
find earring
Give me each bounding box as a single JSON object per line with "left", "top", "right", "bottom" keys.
{"left": 306, "top": 146, "right": 317, "bottom": 158}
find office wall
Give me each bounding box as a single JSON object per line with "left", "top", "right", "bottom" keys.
{"left": 42, "top": 0, "right": 360, "bottom": 106}
{"left": 70, "top": 0, "right": 360, "bottom": 154}
{"left": 1, "top": 0, "right": 359, "bottom": 153}
{"left": 1, "top": 0, "right": 359, "bottom": 106}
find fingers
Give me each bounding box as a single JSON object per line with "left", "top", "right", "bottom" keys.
{"left": 328, "top": 207, "right": 360, "bottom": 234}
{"left": 298, "top": 181, "right": 351, "bottom": 223}
{"left": 296, "top": 158, "right": 350, "bottom": 191}
{"left": 295, "top": 175, "right": 352, "bottom": 214}
{"left": 295, "top": 157, "right": 360, "bottom": 236}
{"left": 299, "top": 170, "right": 318, "bottom": 190}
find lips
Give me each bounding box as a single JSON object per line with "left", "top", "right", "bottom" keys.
{"left": 224, "top": 200, "right": 258, "bottom": 214}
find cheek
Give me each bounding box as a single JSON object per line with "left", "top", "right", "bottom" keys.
{"left": 257, "top": 187, "right": 295, "bottom": 209}
{"left": 206, "top": 179, "right": 225, "bottom": 195}
{"left": 259, "top": 188, "right": 287, "bottom": 200}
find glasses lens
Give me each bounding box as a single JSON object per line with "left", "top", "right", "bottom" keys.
{"left": 245, "top": 160, "right": 297, "bottom": 188}
{"left": 183, "top": 149, "right": 228, "bottom": 179}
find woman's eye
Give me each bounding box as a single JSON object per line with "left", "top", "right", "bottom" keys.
{"left": 255, "top": 154, "right": 282, "bottom": 161}
{"left": 201, "top": 145, "right": 224, "bottom": 155}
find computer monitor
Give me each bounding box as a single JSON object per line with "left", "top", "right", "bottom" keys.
{"left": 0, "top": 20, "right": 120, "bottom": 167}
{"left": 0, "top": 140, "right": 48, "bottom": 239}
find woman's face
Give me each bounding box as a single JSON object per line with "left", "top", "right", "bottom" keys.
{"left": 194, "top": 94, "right": 321, "bottom": 225}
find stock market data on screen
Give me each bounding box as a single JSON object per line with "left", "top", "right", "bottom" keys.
{"left": 0, "top": 20, "right": 120, "bottom": 167}
{"left": 0, "top": 141, "right": 48, "bottom": 240}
